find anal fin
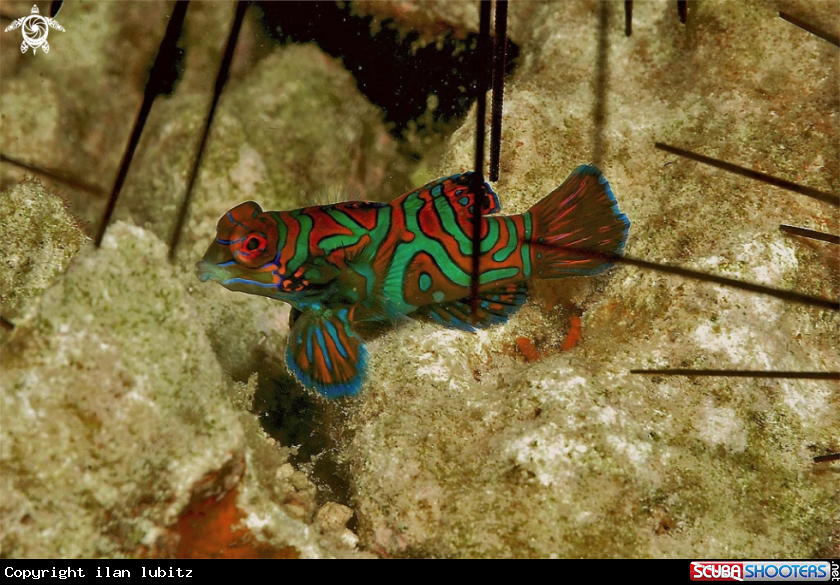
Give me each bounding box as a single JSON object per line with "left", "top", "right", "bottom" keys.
{"left": 286, "top": 308, "right": 368, "bottom": 398}
{"left": 414, "top": 282, "right": 528, "bottom": 332}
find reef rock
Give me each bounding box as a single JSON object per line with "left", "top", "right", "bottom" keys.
{"left": 0, "top": 220, "right": 365, "bottom": 558}
{"left": 342, "top": 0, "right": 839, "bottom": 558}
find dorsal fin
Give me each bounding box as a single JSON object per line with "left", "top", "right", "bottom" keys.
{"left": 393, "top": 173, "right": 501, "bottom": 217}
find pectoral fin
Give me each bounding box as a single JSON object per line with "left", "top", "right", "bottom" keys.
{"left": 285, "top": 308, "right": 367, "bottom": 398}
{"left": 299, "top": 257, "right": 341, "bottom": 285}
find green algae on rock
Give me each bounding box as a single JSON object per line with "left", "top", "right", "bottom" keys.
{"left": 0, "top": 1, "right": 175, "bottom": 224}
{"left": 0, "top": 178, "right": 88, "bottom": 325}
{"left": 0, "top": 221, "right": 244, "bottom": 556}
{"left": 0, "top": 221, "right": 365, "bottom": 558}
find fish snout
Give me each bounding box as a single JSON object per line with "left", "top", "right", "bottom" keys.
{"left": 195, "top": 261, "right": 213, "bottom": 282}
{"left": 196, "top": 240, "right": 235, "bottom": 283}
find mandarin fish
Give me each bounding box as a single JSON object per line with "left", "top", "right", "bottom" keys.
{"left": 196, "top": 165, "right": 630, "bottom": 398}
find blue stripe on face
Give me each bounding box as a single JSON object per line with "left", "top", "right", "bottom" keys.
{"left": 216, "top": 236, "right": 245, "bottom": 246}
{"left": 222, "top": 278, "right": 277, "bottom": 289}
{"left": 226, "top": 211, "right": 250, "bottom": 229}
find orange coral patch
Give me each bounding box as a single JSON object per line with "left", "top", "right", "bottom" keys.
{"left": 176, "top": 487, "right": 299, "bottom": 559}
{"left": 560, "top": 314, "right": 582, "bottom": 351}
{"left": 516, "top": 336, "right": 541, "bottom": 362}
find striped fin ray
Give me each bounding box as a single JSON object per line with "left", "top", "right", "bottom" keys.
{"left": 414, "top": 282, "right": 528, "bottom": 331}
{"left": 529, "top": 165, "right": 630, "bottom": 277}
{"left": 286, "top": 308, "right": 368, "bottom": 398}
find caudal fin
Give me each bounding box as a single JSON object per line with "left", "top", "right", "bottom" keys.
{"left": 528, "top": 165, "right": 629, "bottom": 278}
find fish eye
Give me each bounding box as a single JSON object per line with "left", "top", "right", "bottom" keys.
{"left": 240, "top": 232, "right": 266, "bottom": 255}
{"left": 245, "top": 236, "right": 261, "bottom": 251}
{"left": 234, "top": 231, "right": 270, "bottom": 266}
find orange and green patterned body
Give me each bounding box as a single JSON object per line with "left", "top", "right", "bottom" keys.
{"left": 197, "top": 165, "right": 629, "bottom": 397}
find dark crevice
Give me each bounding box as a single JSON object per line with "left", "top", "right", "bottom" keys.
{"left": 251, "top": 354, "right": 353, "bottom": 510}
{"left": 255, "top": 1, "right": 519, "bottom": 138}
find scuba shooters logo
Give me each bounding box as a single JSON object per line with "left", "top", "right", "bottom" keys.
{"left": 4, "top": 4, "right": 65, "bottom": 54}
{"left": 690, "top": 561, "right": 836, "bottom": 582}
{"left": 692, "top": 563, "right": 745, "bottom": 582}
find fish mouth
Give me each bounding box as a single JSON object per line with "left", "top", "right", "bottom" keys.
{"left": 197, "top": 240, "right": 235, "bottom": 284}
{"left": 195, "top": 260, "right": 224, "bottom": 283}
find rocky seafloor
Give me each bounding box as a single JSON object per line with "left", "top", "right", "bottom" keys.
{"left": 1, "top": 0, "right": 837, "bottom": 558}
